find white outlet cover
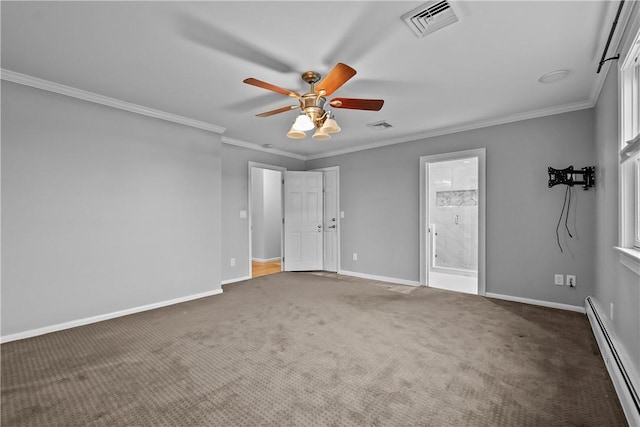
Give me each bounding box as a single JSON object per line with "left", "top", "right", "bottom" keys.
{"left": 554, "top": 274, "right": 564, "bottom": 285}
{"left": 239, "top": 210, "right": 247, "bottom": 219}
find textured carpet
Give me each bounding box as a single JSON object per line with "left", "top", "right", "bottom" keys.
{"left": 1, "top": 272, "right": 627, "bottom": 426}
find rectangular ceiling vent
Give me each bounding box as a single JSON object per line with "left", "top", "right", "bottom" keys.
{"left": 401, "top": 0, "right": 459, "bottom": 38}
{"left": 367, "top": 121, "right": 393, "bottom": 130}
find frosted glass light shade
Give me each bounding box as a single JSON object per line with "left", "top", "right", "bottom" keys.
{"left": 286, "top": 126, "right": 306, "bottom": 139}
{"left": 321, "top": 117, "right": 341, "bottom": 133}
{"left": 312, "top": 127, "right": 331, "bottom": 140}
{"left": 292, "top": 114, "right": 314, "bottom": 131}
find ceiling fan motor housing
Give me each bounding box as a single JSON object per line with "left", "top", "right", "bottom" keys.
{"left": 300, "top": 93, "right": 327, "bottom": 127}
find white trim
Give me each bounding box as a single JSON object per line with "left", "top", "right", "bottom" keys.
{"left": 222, "top": 136, "right": 306, "bottom": 161}
{"left": 1, "top": 69, "right": 226, "bottom": 135}
{"left": 307, "top": 100, "right": 593, "bottom": 161}
{"left": 252, "top": 257, "right": 281, "bottom": 263}
{"left": 338, "top": 269, "right": 420, "bottom": 287}
{"left": 485, "top": 292, "right": 585, "bottom": 314}
{"left": 586, "top": 297, "right": 640, "bottom": 427}
{"left": 615, "top": 246, "right": 640, "bottom": 275}
{"left": 0, "top": 288, "right": 223, "bottom": 344}
{"left": 221, "top": 275, "right": 252, "bottom": 286}
{"left": 1, "top": 69, "right": 602, "bottom": 164}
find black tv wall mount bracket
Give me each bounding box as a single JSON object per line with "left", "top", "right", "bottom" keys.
{"left": 548, "top": 166, "right": 595, "bottom": 190}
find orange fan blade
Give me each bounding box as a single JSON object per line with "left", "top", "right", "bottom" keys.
{"left": 255, "top": 105, "right": 299, "bottom": 117}
{"left": 315, "top": 63, "right": 356, "bottom": 96}
{"left": 329, "top": 98, "right": 384, "bottom": 111}
{"left": 243, "top": 78, "right": 300, "bottom": 98}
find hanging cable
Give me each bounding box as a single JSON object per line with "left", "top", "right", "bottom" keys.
{"left": 564, "top": 185, "right": 573, "bottom": 238}
{"left": 556, "top": 185, "right": 573, "bottom": 253}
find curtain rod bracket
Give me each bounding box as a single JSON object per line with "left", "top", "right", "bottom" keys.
{"left": 597, "top": 54, "right": 620, "bottom": 74}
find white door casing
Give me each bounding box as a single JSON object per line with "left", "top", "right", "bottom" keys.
{"left": 419, "top": 148, "right": 486, "bottom": 295}
{"left": 284, "top": 171, "right": 324, "bottom": 271}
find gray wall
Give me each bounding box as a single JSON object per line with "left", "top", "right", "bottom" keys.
{"left": 594, "top": 58, "right": 640, "bottom": 377}
{"left": 307, "top": 109, "right": 596, "bottom": 307}
{"left": 221, "top": 144, "right": 304, "bottom": 282}
{"left": 1, "top": 81, "right": 222, "bottom": 336}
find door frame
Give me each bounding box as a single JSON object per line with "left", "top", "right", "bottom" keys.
{"left": 311, "top": 166, "right": 341, "bottom": 273}
{"left": 248, "top": 162, "right": 286, "bottom": 278}
{"left": 419, "top": 148, "right": 486, "bottom": 295}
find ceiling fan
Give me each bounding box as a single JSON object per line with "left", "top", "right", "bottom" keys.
{"left": 243, "top": 63, "right": 384, "bottom": 140}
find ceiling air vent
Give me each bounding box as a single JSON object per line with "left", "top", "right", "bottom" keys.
{"left": 401, "top": 0, "right": 459, "bottom": 38}
{"left": 367, "top": 121, "right": 393, "bottom": 130}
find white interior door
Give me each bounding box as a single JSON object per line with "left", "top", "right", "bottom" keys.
{"left": 284, "top": 171, "right": 323, "bottom": 271}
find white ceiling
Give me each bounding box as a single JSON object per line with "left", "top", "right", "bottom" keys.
{"left": 1, "top": 1, "right": 618, "bottom": 159}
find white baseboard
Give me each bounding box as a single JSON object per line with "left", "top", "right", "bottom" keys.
{"left": 252, "top": 257, "right": 281, "bottom": 263}
{"left": 221, "top": 275, "right": 252, "bottom": 285}
{"left": 485, "top": 292, "right": 585, "bottom": 313}
{"left": 1, "top": 288, "right": 223, "bottom": 344}
{"left": 338, "top": 270, "right": 420, "bottom": 287}
{"left": 586, "top": 296, "right": 640, "bottom": 427}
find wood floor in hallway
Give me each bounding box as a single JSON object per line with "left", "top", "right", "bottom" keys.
{"left": 252, "top": 260, "right": 281, "bottom": 278}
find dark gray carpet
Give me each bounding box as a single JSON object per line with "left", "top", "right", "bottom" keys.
{"left": 1, "top": 272, "right": 627, "bottom": 426}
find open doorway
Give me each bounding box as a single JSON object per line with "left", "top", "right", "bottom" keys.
{"left": 420, "top": 149, "right": 486, "bottom": 295}
{"left": 249, "top": 163, "right": 285, "bottom": 278}
{"left": 247, "top": 163, "right": 340, "bottom": 276}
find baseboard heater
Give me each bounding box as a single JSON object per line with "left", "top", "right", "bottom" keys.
{"left": 585, "top": 296, "right": 639, "bottom": 426}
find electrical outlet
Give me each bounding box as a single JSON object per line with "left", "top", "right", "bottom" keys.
{"left": 230, "top": 258, "right": 236, "bottom": 267}
{"left": 352, "top": 252, "right": 358, "bottom": 261}
{"left": 567, "top": 275, "right": 576, "bottom": 288}
{"left": 554, "top": 274, "right": 564, "bottom": 286}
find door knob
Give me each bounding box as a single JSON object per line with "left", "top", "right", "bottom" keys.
{"left": 329, "top": 225, "right": 336, "bottom": 229}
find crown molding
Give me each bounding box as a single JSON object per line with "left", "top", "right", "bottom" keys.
{"left": 221, "top": 136, "right": 307, "bottom": 161}
{"left": 306, "top": 99, "right": 594, "bottom": 161}
{"left": 1, "top": 68, "right": 599, "bottom": 164}
{"left": 1, "top": 69, "right": 226, "bottom": 135}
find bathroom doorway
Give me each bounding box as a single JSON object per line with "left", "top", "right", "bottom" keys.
{"left": 420, "top": 149, "right": 486, "bottom": 295}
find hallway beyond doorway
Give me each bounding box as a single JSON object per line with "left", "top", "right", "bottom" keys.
{"left": 252, "top": 260, "right": 281, "bottom": 278}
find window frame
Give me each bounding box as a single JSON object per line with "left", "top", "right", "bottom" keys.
{"left": 619, "top": 16, "right": 640, "bottom": 260}
{"left": 635, "top": 155, "right": 640, "bottom": 248}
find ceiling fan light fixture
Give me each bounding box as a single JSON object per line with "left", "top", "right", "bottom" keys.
{"left": 292, "top": 113, "right": 314, "bottom": 131}
{"left": 312, "top": 127, "right": 331, "bottom": 140}
{"left": 286, "top": 125, "right": 306, "bottom": 139}
{"left": 321, "top": 116, "right": 341, "bottom": 134}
